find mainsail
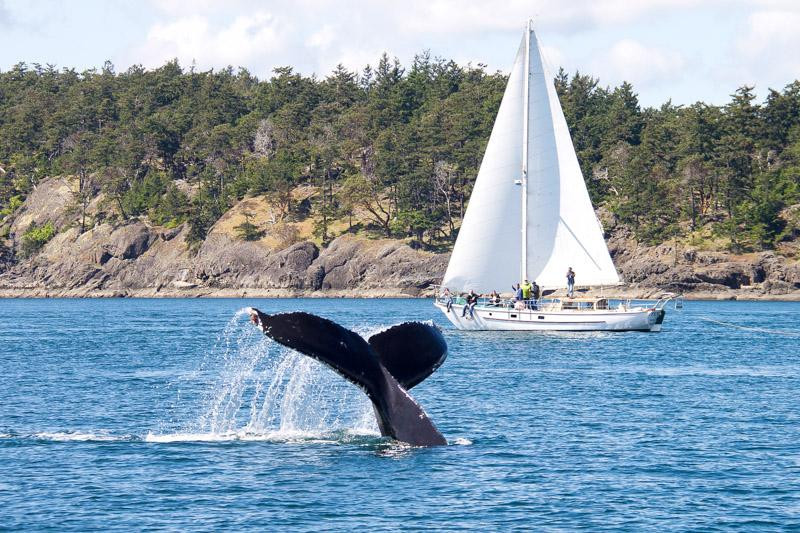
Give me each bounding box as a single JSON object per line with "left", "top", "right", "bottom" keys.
{"left": 442, "top": 23, "right": 620, "bottom": 293}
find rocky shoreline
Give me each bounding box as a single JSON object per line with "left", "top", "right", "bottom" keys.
{"left": 2, "top": 177, "right": 800, "bottom": 301}
{"left": 3, "top": 287, "right": 800, "bottom": 300}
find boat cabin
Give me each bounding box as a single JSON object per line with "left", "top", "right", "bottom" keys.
{"left": 557, "top": 298, "right": 609, "bottom": 311}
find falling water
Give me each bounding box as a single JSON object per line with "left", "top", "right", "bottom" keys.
{"left": 150, "top": 308, "right": 378, "bottom": 442}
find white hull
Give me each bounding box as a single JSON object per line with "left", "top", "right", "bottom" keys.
{"left": 435, "top": 302, "right": 664, "bottom": 332}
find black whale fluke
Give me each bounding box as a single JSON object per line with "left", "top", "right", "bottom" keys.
{"left": 367, "top": 322, "right": 447, "bottom": 389}
{"left": 248, "top": 308, "right": 448, "bottom": 447}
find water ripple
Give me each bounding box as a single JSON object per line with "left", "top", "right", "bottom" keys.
{"left": 1, "top": 298, "right": 800, "bottom": 530}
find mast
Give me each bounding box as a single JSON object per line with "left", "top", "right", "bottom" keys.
{"left": 440, "top": 19, "right": 620, "bottom": 293}
{"left": 520, "top": 20, "right": 531, "bottom": 281}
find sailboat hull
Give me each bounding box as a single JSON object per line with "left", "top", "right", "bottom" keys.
{"left": 434, "top": 302, "right": 664, "bottom": 332}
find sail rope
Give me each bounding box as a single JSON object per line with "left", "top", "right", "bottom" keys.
{"left": 699, "top": 316, "right": 800, "bottom": 337}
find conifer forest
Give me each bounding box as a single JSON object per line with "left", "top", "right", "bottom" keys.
{"left": 1, "top": 55, "right": 799, "bottom": 252}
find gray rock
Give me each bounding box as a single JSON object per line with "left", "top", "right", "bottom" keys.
{"left": 10, "top": 177, "right": 75, "bottom": 243}
{"left": 306, "top": 235, "right": 447, "bottom": 292}
{"left": 4, "top": 175, "right": 800, "bottom": 298}
{"left": 308, "top": 265, "right": 325, "bottom": 290}
{"left": 0, "top": 241, "right": 14, "bottom": 272}
{"left": 107, "top": 223, "right": 156, "bottom": 259}
{"left": 262, "top": 241, "right": 319, "bottom": 288}
{"left": 190, "top": 235, "right": 317, "bottom": 289}
{"left": 693, "top": 263, "right": 752, "bottom": 289}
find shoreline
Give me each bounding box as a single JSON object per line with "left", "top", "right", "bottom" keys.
{"left": 2, "top": 286, "right": 800, "bottom": 301}
{"left": 4, "top": 177, "right": 799, "bottom": 304}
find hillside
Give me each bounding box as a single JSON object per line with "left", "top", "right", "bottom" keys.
{"left": 1, "top": 58, "right": 800, "bottom": 297}
{"left": 0, "top": 176, "right": 447, "bottom": 297}
{"left": 1, "top": 175, "right": 799, "bottom": 299}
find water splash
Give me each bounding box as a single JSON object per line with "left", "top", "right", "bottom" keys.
{"left": 154, "top": 308, "right": 379, "bottom": 443}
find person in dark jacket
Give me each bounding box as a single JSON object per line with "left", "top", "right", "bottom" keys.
{"left": 531, "top": 281, "right": 540, "bottom": 310}
{"left": 566, "top": 267, "right": 575, "bottom": 297}
{"left": 462, "top": 290, "right": 479, "bottom": 319}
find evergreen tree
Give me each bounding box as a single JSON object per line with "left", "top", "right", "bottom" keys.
{"left": 0, "top": 56, "right": 798, "bottom": 253}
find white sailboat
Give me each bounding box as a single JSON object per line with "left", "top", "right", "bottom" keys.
{"left": 434, "top": 21, "right": 675, "bottom": 332}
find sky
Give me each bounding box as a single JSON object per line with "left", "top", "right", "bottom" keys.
{"left": 0, "top": 0, "right": 798, "bottom": 108}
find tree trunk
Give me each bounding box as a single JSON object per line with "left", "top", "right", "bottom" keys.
{"left": 116, "top": 196, "right": 128, "bottom": 220}
{"left": 321, "top": 167, "right": 328, "bottom": 243}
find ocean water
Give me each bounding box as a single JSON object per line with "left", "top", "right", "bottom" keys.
{"left": 0, "top": 298, "right": 798, "bottom": 531}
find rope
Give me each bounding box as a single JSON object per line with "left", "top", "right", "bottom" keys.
{"left": 699, "top": 316, "right": 800, "bottom": 337}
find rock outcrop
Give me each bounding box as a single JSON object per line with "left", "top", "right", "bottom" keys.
{"left": 305, "top": 236, "right": 448, "bottom": 295}
{"left": 193, "top": 234, "right": 318, "bottom": 289}
{"left": 0, "top": 177, "right": 449, "bottom": 296}
{"left": 0, "top": 241, "right": 14, "bottom": 272}
{"left": 606, "top": 226, "right": 800, "bottom": 299}
{"left": 9, "top": 177, "right": 75, "bottom": 238}
{"left": 0, "top": 226, "right": 446, "bottom": 297}
{"left": 2, "top": 176, "right": 800, "bottom": 299}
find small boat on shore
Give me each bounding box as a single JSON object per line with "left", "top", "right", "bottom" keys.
{"left": 434, "top": 21, "right": 678, "bottom": 332}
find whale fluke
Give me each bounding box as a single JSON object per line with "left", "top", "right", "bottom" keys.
{"left": 367, "top": 322, "right": 447, "bottom": 389}
{"left": 248, "top": 308, "right": 447, "bottom": 447}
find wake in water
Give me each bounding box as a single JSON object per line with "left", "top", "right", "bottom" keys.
{"left": 148, "top": 308, "right": 379, "bottom": 444}
{"left": 700, "top": 316, "right": 800, "bottom": 337}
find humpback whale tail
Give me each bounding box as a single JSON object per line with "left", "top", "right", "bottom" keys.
{"left": 248, "top": 308, "right": 448, "bottom": 447}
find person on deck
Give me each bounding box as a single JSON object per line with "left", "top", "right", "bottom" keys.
{"left": 521, "top": 279, "right": 532, "bottom": 308}
{"left": 442, "top": 287, "right": 453, "bottom": 312}
{"left": 566, "top": 267, "right": 575, "bottom": 298}
{"left": 462, "top": 290, "right": 479, "bottom": 319}
{"left": 514, "top": 284, "right": 523, "bottom": 303}
{"left": 513, "top": 283, "right": 525, "bottom": 310}
{"left": 521, "top": 280, "right": 532, "bottom": 298}
{"left": 531, "top": 280, "right": 540, "bottom": 310}
{"left": 489, "top": 290, "right": 501, "bottom": 306}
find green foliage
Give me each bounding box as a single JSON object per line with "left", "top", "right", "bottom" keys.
{"left": 1, "top": 59, "right": 799, "bottom": 252}
{"left": 20, "top": 221, "right": 56, "bottom": 257}
{"left": 234, "top": 211, "right": 265, "bottom": 241}
{"left": 121, "top": 171, "right": 168, "bottom": 217}
{"left": 737, "top": 169, "right": 798, "bottom": 248}
{"left": 235, "top": 220, "right": 264, "bottom": 241}
{"left": 113, "top": 171, "right": 189, "bottom": 226}
{"left": 0, "top": 194, "right": 24, "bottom": 217}
{"left": 186, "top": 184, "right": 224, "bottom": 244}
{"left": 149, "top": 183, "right": 189, "bottom": 227}
{"left": 556, "top": 72, "right": 800, "bottom": 247}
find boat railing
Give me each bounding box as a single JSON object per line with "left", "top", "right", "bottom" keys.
{"left": 620, "top": 294, "right": 684, "bottom": 311}
{"left": 434, "top": 291, "right": 684, "bottom": 312}
{"left": 435, "top": 294, "right": 543, "bottom": 309}
{"left": 436, "top": 295, "right": 597, "bottom": 311}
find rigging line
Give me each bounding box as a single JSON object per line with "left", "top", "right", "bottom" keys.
{"left": 699, "top": 316, "right": 800, "bottom": 337}
{"left": 559, "top": 217, "right": 602, "bottom": 270}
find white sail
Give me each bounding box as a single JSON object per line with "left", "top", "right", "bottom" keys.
{"left": 525, "top": 30, "right": 620, "bottom": 288}
{"left": 441, "top": 36, "right": 526, "bottom": 293}
{"left": 442, "top": 23, "right": 619, "bottom": 293}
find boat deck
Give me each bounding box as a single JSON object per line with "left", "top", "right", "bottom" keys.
{"left": 439, "top": 296, "right": 673, "bottom": 313}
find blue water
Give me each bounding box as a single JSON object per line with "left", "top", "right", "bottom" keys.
{"left": 1, "top": 299, "right": 799, "bottom": 530}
